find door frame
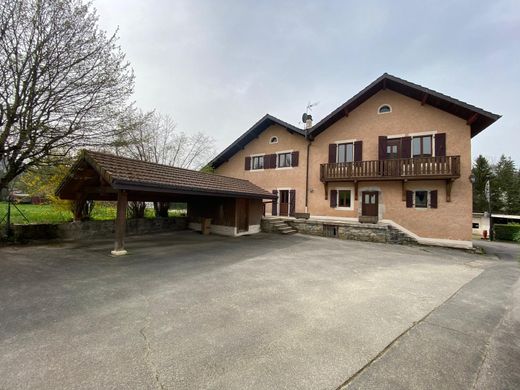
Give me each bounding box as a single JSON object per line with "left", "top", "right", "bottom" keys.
{"left": 386, "top": 138, "right": 401, "bottom": 159}
{"left": 236, "top": 198, "right": 249, "bottom": 233}
{"left": 276, "top": 188, "right": 293, "bottom": 217}
{"left": 361, "top": 191, "right": 379, "bottom": 218}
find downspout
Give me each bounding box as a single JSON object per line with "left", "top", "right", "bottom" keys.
{"left": 304, "top": 129, "right": 311, "bottom": 213}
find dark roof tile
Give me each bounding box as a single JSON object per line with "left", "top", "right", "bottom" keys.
{"left": 60, "top": 150, "right": 276, "bottom": 199}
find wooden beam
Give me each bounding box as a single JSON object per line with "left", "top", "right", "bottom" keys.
{"left": 344, "top": 108, "right": 349, "bottom": 117}
{"left": 421, "top": 93, "right": 428, "bottom": 106}
{"left": 83, "top": 186, "right": 117, "bottom": 194}
{"left": 382, "top": 79, "right": 387, "bottom": 90}
{"left": 112, "top": 190, "right": 128, "bottom": 256}
{"left": 446, "top": 179, "right": 453, "bottom": 202}
{"left": 467, "top": 113, "right": 479, "bottom": 125}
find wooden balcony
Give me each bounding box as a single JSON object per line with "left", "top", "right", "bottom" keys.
{"left": 320, "top": 156, "right": 461, "bottom": 182}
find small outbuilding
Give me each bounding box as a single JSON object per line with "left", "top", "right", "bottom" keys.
{"left": 56, "top": 150, "right": 276, "bottom": 255}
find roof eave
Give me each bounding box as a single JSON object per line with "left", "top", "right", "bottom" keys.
{"left": 112, "top": 179, "right": 277, "bottom": 199}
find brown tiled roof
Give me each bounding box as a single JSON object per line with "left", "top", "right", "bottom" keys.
{"left": 309, "top": 73, "right": 501, "bottom": 138}
{"left": 210, "top": 73, "right": 501, "bottom": 168}
{"left": 209, "top": 114, "right": 307, "bottom": 169}
{"left": 77, "top": 150, "right": 276, "bottom": 199}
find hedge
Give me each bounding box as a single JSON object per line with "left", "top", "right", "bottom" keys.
{"left": 494, "top": 224, "right": 520, "bottom": 242}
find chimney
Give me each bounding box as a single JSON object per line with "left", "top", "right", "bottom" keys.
{"left": 305, "top": 114, "right": 313, "bottom": 129}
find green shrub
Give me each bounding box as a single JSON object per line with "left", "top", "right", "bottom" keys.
{"left": 494, "top": 224, "right": 520, "bottom": 242}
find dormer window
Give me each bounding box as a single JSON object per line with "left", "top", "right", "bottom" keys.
{"left": 269, "top": 136, "right": 278, "bottom": 144}
{"left": 378, "top": 105, "right": 392, "bottom": 114}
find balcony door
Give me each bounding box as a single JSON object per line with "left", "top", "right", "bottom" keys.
{"left": 362, "top": 191, "right": 378, "bottom": 217}
{"left": 386, "top": 139, "right": 401, "bottom": 159}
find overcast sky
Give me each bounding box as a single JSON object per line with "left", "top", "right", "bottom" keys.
{"left": 94, "top": 0, "right": 519, "bottom": 164}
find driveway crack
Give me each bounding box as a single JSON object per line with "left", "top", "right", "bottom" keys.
{"left": 336, "top": 277, "right": 472, "bottom": 389}
{"left": 471, "top": 295, "right": 513, "bottom": 389}
{"left": 140, "top": 325, "right": 165, "bottom": 390}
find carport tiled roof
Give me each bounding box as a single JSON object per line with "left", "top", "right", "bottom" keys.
{"left": 59, "top": 150, "right": 276, "bottom": 199}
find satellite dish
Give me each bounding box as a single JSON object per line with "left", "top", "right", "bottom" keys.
{"left": 302, "top": 113, "right": 308, "bottom": 123}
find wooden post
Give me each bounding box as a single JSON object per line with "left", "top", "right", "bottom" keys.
{"left": 73, "top": 193, "right": 88, "bottom": 221}
{"left": 112, "top": 190, "right": 128, "bottom": 256}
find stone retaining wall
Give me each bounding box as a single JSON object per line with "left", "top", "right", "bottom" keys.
{"left": 262, "top": 218, "right": 417, "bottom": 245}
{"left": 10, "top": 217, "right": 188, "bottom": 242}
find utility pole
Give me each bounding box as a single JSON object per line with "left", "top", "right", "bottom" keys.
{"left": 485, "top": 180, "right": 493, "bottom": 241}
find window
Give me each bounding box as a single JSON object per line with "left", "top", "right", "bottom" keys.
{"left": 251, "top": 155, "right": 264, "bottom": 170}
{"left": 386, "top": 139, "right": 401, "bottom": 159}
{"left": 378, "top": 104, "right": 392, "bottom": 114}
{"left": 277, "top": 152, "right": 292, "bottom": 168}
{"left": 337, "top": 143, "right": 354, "bottom": 163}
{"left": 269, "top": 136, "right": 278, "bottom": 144}
{"left": 338, "top": 190, "right": 352, "bottom": 208}
{"left": 472, "top": 223, "right": 480, "bottom": 229}
{"left": 415, "top": 191, "right": 428, "bottom": 208}
{"left": 412, "top": 135, "right": 432, "bottom": 157}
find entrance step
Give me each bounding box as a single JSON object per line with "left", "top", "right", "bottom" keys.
{"left": 262, "top": 218, "right": 298, "bottom": 235}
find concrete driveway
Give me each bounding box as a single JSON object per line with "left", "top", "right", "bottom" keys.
{"left": 0, "top": 232, "right": 518, "bottom": 389}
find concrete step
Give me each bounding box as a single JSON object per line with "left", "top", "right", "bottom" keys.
{"left": 278, "top": 226, "right": 294, "bottom": 232}
{"left": 280, "top": 229, "right": 297, "bottom": 235}
{"left": 272, "top": 222, "right": 287, "bottom": 227}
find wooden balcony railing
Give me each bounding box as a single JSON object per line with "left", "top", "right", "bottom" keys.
{"left": 320, "top": 156, "right": 461, "bottom": 182}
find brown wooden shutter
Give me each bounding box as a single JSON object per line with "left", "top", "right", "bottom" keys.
{"left": 354, "top": 141, "right": 363, "bottom": 162}
{"left": 289, "top": 190, "right": 296, "bottom": 216}
{"left": 263, "top": 154, "right": 270, "bottom": 169}
{"left": 378, "top": 136, "right": 387, "bottom": 160}
{"left": 291, "top": 151, "right": 299, "bottom": 167}
{"left": 270, "top": 154, "right": 277, "bottom": 168}
{"left": 328, "top": 144, "right": 337, "bottom": 163}
{"left": 430, "top": 190, "right": 438, "bottom": 208}
{"left": 330, "top": 190, "right": 337, "bottom": 208}
{"left": 245, "top": 156, "right": 251, "bottom": 170}
{"left": 406, "top": 190, "right": 413, "bottom": 208}
{"left": 435, "top": 133, "right": 446, "bottom": 157}
{"left": 401, "top": 137, "right": 412, "bottom": 158}
{"left": 272, "top": 190, "right": 278, "bottom": 216}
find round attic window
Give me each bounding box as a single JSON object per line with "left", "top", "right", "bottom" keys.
{"left": 269, "top": 136, "right": 278, "bottom": 144}
{"left": 378, "top": 104, "right": 392, "bottom": 114}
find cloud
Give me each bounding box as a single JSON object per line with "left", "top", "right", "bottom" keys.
{"left": 93, "top": 0, "right": 520, "bottom": 163}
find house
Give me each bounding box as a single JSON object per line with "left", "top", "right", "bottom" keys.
{"left": 473, "top": 212, "right": 520, "bottom": 238}
{"left": 210, "top": 73, "right": 501, "bottom": 248}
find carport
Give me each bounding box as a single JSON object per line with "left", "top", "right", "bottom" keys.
{"left": 56, "top": 150, "right": 276, "bottom": 255}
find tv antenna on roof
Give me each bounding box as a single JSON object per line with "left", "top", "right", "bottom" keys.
{"left": 301, "top": 101, "right": 319, "bottom": 127}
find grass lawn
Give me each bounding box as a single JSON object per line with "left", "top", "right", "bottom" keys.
{"left": 0, "top": 202, "right": 183, "bottom": 225}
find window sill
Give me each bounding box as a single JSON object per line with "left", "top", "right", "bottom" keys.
{"left": 335, "top": 207, "right": 354, "bottom": 211}
{"left": 250, "top": 169, "right": 265, "bottom": 172}
{"left": 275, "top": 166, "right": 293, "bottom": 170}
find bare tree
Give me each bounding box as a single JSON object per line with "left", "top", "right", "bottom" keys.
{"left": 0, "top": 0, "right": 134, "bottom": 191}
{"left": 116, "top": 109, "right": 215, "bottom": 170}
{"left": 115, "top": 108, "right": 216, "bottom": 217}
